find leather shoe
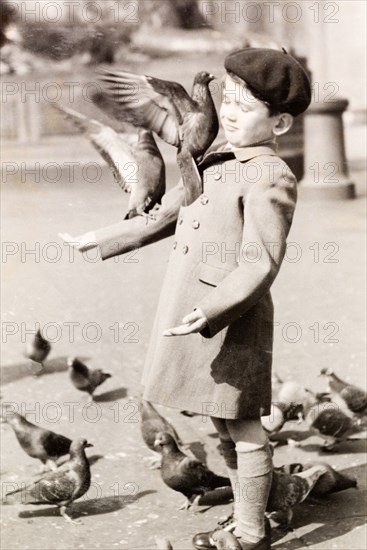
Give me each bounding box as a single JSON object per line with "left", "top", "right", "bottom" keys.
{"left": 192, "top": 514, "right": 236, "bottom": 550}
{"left": 192, "top": 517, "right": 271, "bottom": 550}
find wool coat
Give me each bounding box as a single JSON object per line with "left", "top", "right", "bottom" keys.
{"left": 94, "top": 143, "right": 297, "bottom": 419}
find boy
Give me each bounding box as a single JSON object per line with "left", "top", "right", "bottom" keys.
{"left": 62, "top": 49, "right": 311, "bottom": 550}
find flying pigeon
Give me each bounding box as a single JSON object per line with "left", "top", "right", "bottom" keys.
{"left": 54, "top": 103, "right": 166, "bottom": 219}
{"left": 97, "top": 69, "right": 219, "bottom": 205}
{"left": 319, "top": 368, "right": 367, "bottom": 418}
{"left": 305, "top": 403, "right": 365, "bottom": 451}
{"left": 67, "top": 357, "right": 111, "bottom": 400}
{"left": 267, "top": 464, "right": 328, "bottom": 527}
{"left": 4, "top": 438, "right": 92, "bottom": 524}
{"left": 154, "top": 431, "right": 231, "bottom": 510}
{"left": 140, "top": 400, "right": 183, "bottom": 469}
{"left": 24, "top": 329, "right": 51, "bottom": 373}
{"left": 0, "top": 409, "right": 86, "bottom": 472}
{"left": 211, "top": 530, "right": 242, "bottom": 550}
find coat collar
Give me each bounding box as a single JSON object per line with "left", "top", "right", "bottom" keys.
{"left": 199, "top": 140, "right": 277, "bottom": 171}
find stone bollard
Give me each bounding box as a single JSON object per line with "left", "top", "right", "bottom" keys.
{"left": 299, "top": 98, "right": 355, "bottom": 200}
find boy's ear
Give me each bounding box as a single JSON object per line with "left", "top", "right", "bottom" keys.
{"left": 272, "top": 113, "right": 294, "bottom": 136}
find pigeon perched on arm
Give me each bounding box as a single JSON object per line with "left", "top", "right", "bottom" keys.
{"left": 4, "top": 438, "right": 92, "bottom": 524}
{"left": 67, "top": 357, "right": 111, "bottom": 401}
{"left": 140, "top": 400, "right": 183, "bottom": 469}
{"left": 98, "top": 69, "right": 219, "bottom": 205}
{"left": 319, "top": 368, "right": 367, "bottom": 418}
{"left": 54, "top": 103, "right": 166, "bottom": 220}
{"left": 267, "top": 464, "right": 327, "bottom": 527}
{"left": 0, "top": 409, "right": 85, "bottom": 472}
{"left": 154, "top": 432, "right": 231, "bottom": 510}
{"left": 24, "top": 329, "right": 51, "bottom": 373}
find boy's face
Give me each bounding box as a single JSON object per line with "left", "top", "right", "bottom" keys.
{"left": 220, "top": 74, "right": 277, "bottom": 148}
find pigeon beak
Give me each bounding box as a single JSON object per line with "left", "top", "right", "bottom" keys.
{"left": 209, "top": 74, "right": 216, "bottom": 80}
{"left": 85, "top": 442, "right": 94, "bottom": 448}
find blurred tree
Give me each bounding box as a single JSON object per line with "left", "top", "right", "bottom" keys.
{"left": 0, "top": 0, "right": 18, "bottom": 47}
{"left": 138, "top": 0, "right": 206, "bottom": 29}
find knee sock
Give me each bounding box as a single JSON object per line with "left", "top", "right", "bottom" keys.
{"left": 233, "top": 442, "right": 273, "bottom": 543}
{"left": 219, "top": 437, "right": 238, "bottom": 522}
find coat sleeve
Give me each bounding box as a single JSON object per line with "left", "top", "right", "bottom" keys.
{"left": 197, "top": 158, "right": 297, "bottom": 338}
{"left": 94, "top": 179, "right": 185, "bottom": 260}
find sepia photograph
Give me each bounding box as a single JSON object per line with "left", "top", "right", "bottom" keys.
{"left": 0, "top": 1, "right": 366, "bottom": 548}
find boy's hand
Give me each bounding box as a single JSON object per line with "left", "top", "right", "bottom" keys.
{"left": 58, "top": 232, "right": 97, "bottom": 252}
{"left": 163, "top": 309, "right": 208, "bottom": 336}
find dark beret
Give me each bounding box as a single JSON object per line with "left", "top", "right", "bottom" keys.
{"left": 224, "top": 48, "right": 311, "bottom": 116}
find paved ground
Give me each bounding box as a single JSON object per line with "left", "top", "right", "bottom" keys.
{"left": 1, "top": 128, "right": 366, "bottom": 549}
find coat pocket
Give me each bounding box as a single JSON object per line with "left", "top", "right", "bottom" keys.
{"left": 195, "top": 262, "right": 233, "bottom": 287}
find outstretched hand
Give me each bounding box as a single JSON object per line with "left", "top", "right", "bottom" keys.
{"left": 58, "top": 232, "right": 97, "bottom": 252}
{"left": 163, "top": 309, "right": 208, "bottom": 336}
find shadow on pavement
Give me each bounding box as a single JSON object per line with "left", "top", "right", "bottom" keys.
{"left": 0, "top": 357, "right": 91, "bottom": 384}
{"left": 18, "top": 490, "right": 157, "bottom": 519}
{"left": 94, "top": 387, "right": 127, "bottom": 402}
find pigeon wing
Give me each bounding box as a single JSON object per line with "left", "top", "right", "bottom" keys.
{"left": 21, "top": 471, "right": 76, "bottom": 504}
{"left": 54, "top": 104, "right": 137, "bottom": 191}
{"left": 99, "top": 69, "right": 192, "bottom": 146}
{"left": 41, "top": 431, "right": 72, "bottom": 459}
{"left": 267, "top": 472, "right": 305, "bottom": 512}
{"left": 129, "top": 130, "right": 166, "bottom": 217}
{"left": 175, "top": 457, "right": 229, "bottom": 498}
{"left": 340, "top": 386, "right": 367, "bottom": 414}
{"left": 311, "top": 408, "right": 353, "bottom": 438}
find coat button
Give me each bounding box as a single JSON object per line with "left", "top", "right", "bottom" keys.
{"left": 178, "top": 216, "right": 183, "bottom": 225}
{"left": 214, "top": 172, "right": 221, "bottom": 180}
{"left": 200, "top": 195, "right": 209, "bottom": 205}
{"left": 172, "top": 241, "right": 177, "bottom": 250}
{"left": 192, "top": 220, "right": 200, "bottom": 229}
{"left": 182, "top": 245, "right": 189, "bottom": 254}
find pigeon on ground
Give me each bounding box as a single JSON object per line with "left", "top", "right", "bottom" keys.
{"left": 24, "top": 329, "right": 51, "bottom": 373}
{"left": 140, "top": 400, "right": 182, "bottom": 469}
{"left": 276, "top": 380, "right": 316, "bottom": 410}
{"left": 67, "top": 357, "right": 112, "bottom": 401}
{"left": 98, "top": 69, "right": 219, "bottom": 205}
{"left": 4, "top": 438, "right": 92, "bottom": 524}
{"left": 267, "top": 464, "right": 328, "bottom": 527}
{"left": 305, "top": 402, "right": 365, "bottom": 451}
{"left": 300, "top": 462, "right": 358, "bottom": 496}
{"left": 211, "top": 530, "right": 242, "bottom": 550}
{"left": 154, "top": 431, "right": 231, "bottom": 510}
{"left": 261, "top": 402, "right": 304, "bottom": 436}
{"left": 0, "top": 409, "right": 87, "bottom": 472}
{"left": 319, "top": 368, "right": 367, "bottom": 418}
{"left": 54, "top": 103, "right": 166, "bottom": 219}
{"left": 274, "top": 462, "right": 357, "bottom": 496}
